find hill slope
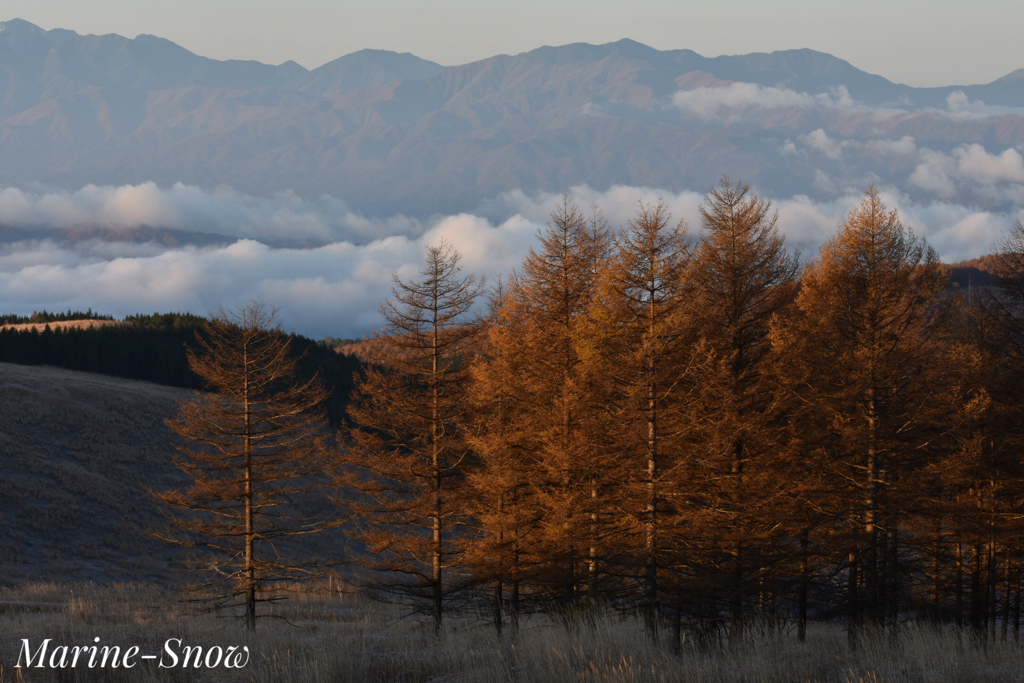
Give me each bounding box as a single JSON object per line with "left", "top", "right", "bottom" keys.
{"left": 0, "top": 362, "right": 347, "bottom": 586}
{"left": 0, "top": 363, "right": 192, "bottom": 583}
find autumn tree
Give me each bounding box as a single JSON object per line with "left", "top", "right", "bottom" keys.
{"left": 154, "top": 301, "right": 335, "bottom": 630}
{"left": 691, "top": 177, "right": 798, "bottom": 629}
{"left": 583, "top": 201, "right": 721, "bottom": 637}
{"left": 467, "top": 198, "right": 610, "bottom": 616}
{"left": 342, "top": 240, "right": 481, "bottom": 634}
{"left": 939, "top": 215, "right": 1024, "bottom": 637}
{"left": 990, "top": 217, "right": 1024, "bottom": 360}
{"left": 772, "top": 188, "right": 948, "bottom": 634}
{"left": 464, "top": 280, "right": 539, "bottom": 633}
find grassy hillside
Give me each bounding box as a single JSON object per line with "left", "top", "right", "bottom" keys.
{"left": 0, "top": 362, "right": 347, "bottom": 588}
{"left": 0, "top": 363, "right": 192, "bottom": 584}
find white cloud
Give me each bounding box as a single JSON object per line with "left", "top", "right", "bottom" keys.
{"left": 946, "top": 91, "right": 972, "bottom": 113}
{"left": 909, "top": 149, "right": 959, "bottom": 199}
{"left": 1, "top": 183, "right": 1019, "bottom": 338}
{"left": 954, "top": 145, "right": 1024, "bottom": 185}
{"left": 909, "top": 143, "right": 1024, "bottom": 201}
{"left": 672, "top": 83, "right": 853, "bottom": 121}
{"left": 798, "top": 131, "right": 919, "bottom": 162}
{"left": 800, "top": 129, "right": 846, "bottom": 160}
{"left": 931, "top": 91, "right": 1024, "bottom": 120}
{"left": 0, "top": 216, "right": 540, "bottom": 339}
{"left": 811, "top": 170, "right": 838, "bottom": 194}
{"left": 486, "top": 185, "right": 705, "bottom": 232}
{"left": 0, "top": 182, "right": 424, "bottom": 244}
{"left": 861, "top": 136, "right": 917, "bottom": 156}
{"left": 780, "top": 139, "right": 800, "bottom": 157}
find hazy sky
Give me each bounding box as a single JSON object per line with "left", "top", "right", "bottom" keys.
{"left": 5, "top": 0, "right": 1022, "bottom": 88}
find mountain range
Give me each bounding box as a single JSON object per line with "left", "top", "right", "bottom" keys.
{"left": 1, "top": 18, "right": 1023, "bottom": 217}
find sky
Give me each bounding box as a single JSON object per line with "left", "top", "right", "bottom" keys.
{"left": 4, "top": 0, "right": 1023, "bottom": 88}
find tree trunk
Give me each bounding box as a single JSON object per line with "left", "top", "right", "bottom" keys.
{"left": 988, "top": 541, "right": 998, "bottom": 640}
{"left": 888, "top": 526, "right": 898, "bottom": 630}
{"left": 971, "top": 544, "right": 982, "bottom": 637}
{"left": 243, "top": 342, "right": 256, "bottom": 632}
{"left": 590, "top": 477, "right": 598, "bottom": 601}
{"left": 432, "top": 319, "right": 443, "bottom": 636}
{"left": 932, "top": 538, "right": 941, "bottom": 622}
{"left": 848, "top": 551, "right": 859, "bottom": 647}
{"left": 672, "top": 601, "right": 682, "bottom": 655}
{"left": 956, "top": 542, "right": 964, "bottom": 628}
{"left": 798, "top": 529, "right": 809, "bottom": 642}
{"left": 1014, "top": 547, "right": 1021, "bottom": 641}
{"left": 878, "top": 529, "right": 888, "bottom": 626}
{"left": 511, "top": 577, "right": 520, "bottom": 634}
{"left": 729, "top": 439, "right": 743, "bottom": 635}
{"left": 644, "top": 374, "right": 658, "bottom": 637}
{"left": 864, "top": 388, "right": 879, "bottom": 626}
{"left": 494, "top": 580, "right": 503, "bottom": 635}
{"left": 1003, "top": 557, "right": 1011, "bottom": 642}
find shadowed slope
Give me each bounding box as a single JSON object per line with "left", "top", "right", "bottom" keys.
{"left": 0, "top": 362, "right": 191, "bottom": 584}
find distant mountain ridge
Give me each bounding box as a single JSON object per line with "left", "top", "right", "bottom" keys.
{"left": 1, "top": 18, "right": 1022, "bottom": 216}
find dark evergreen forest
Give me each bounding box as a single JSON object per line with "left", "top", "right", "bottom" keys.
{"left": 0, "top": 313, "right": 361, "bottom": 425}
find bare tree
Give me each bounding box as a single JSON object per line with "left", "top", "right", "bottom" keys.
{"left": 153, "top": 301, "right": 335, "bottom": 630}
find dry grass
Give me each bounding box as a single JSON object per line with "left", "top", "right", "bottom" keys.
{"left": 0, "top": 362, "right": 342, "bottom": 585}
{"left": 1, "top": 582, "right": 1021, "bottom": 683}
{"left": 0, "top": 363, "right": 192, "bottom": 583}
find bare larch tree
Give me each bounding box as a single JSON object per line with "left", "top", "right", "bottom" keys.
{"left": 154, "top": 301, "right": 334, "bottom": 630}
{"left": 342, "top": 240, "right": 481, "bottom": 634}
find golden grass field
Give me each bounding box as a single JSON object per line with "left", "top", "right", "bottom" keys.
{"left": 2, "top": 582, "right": 1024, "bottom": 683}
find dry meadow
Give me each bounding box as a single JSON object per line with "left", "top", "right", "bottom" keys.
{"left": 1, "top": 582, "right": 1022, "bottom": 683}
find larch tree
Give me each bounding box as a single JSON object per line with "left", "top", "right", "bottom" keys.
{"left": 946, "top": 215, "right": 1024, "bottom": 638}
{"left": 584, "top": 201, "right": 714, "bottom": 637}
{"left": 464, "top": 280, "right": 539, "bottom": 633}
{"left": 990, "top": 217, "right": 1024, "bottom": 360}
{"left": 771, "top": 188, "right": 948, "bottom": 634}
{"left": 691, "top": 177, "right": 798, "bottom": 630}
{"left": 341, "top": 240, "right": 481, "bottom": 634}
{"left": 154, "top": 301, "right": 335, "bottom": 630}
{"left": 469, "top": 197, "right": 610, "bottom": 612}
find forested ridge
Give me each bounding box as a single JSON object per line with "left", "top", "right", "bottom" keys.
{"left": 0, "top": 312, "right": 362, "bottom": 424}
{"left": 336, "top": 182, "right": 1024, "bottom": 645}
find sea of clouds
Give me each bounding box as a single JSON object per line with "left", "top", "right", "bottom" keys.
{"left": 1, "top": 181, "right": 1021, "bottom": 339}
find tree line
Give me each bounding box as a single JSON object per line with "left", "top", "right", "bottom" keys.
{"left": 0, "top": 312, "right": 361, "bottom": 423}
{"left": 0, "top": 308, "right": 114, "bottom": 325}
{"left": 154, "top": 180, "right": 1024, "bottom": 644}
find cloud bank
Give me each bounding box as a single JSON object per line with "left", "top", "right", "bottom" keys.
{"left": 674, "top": 83, "right": 1024, "bottom": 123}
{"left": 1, "top": 182, "right": 1021, "bottom": 339}
{"left": 673, "top": 83, "right": 854, "bottom": 120}
{"left": 0, "top": 182, "right": 424, "bottom": 244}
